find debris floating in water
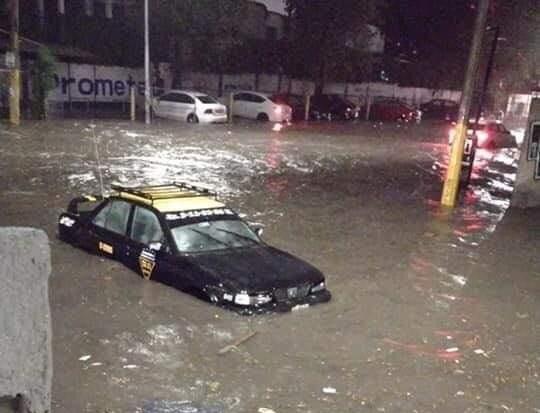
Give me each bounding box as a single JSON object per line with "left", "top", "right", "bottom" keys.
{"left": 322, "top": 387, "right": 337, "bottom": 394}
{"left": 78, "top": 355, "right": 92, "bottom": 361}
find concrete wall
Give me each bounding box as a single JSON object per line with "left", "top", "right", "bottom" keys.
{"left": 0, "top": 228, "right": 52, "bottom": 413}
{"left": 179, "top": 71, "right": 462, "bottom": 106}
{"left": 512, "top": 96, "right": 540, "bottom": 208}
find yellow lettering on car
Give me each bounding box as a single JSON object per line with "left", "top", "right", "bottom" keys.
{"left": 98, "top": 241, "right": 114, "bottom": 255}
{"left": 139, "top": 251, "right": 156, "bottom": 280}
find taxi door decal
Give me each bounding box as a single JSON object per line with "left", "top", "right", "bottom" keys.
{"left": 98, "top": 241, "right": 114, "bottom": 255}
{"left": 139, "top": 249, "right": 156, "bottom": 280}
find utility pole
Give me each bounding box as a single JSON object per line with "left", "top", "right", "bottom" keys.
{"left": 8, "top": 0, "right": 20, "bottom": 126}
{"left": 473, "top": 26, "right": 500, "bottom": 125}
{"left": 144, "top": 0, "right": 151, "bottom": 124}
{"left": 440, "top": 0, "right": 490, "bottom": 208}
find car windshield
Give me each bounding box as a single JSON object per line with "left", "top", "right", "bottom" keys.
{"left": 170, "top": 219, "right": 260, "bottom": 253}
{"left": 196, "top": 95, "right": 218, "bottom": 104}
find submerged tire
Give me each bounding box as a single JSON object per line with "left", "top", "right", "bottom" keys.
{"left": 257, "top": 113, "right": 269, "bottom": 122}
{"left": 187, "top": 114, "right": 199, "bottom": 123}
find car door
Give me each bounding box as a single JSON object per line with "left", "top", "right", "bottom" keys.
{"left": 155, "top": 93, "right": 176, "bottom": 118}
{"left": 176, "top": 93, "right": 196, "bottom": 120}
{"left": 86, "top": 199, "right": 132, "bottom": 260}
{"left": 124, "top": 206, "right": 187, "bottom": 287}
{"left": 246, "top": 93, "right": 265, "bottom": 118}
{"left": 233, "top": 93, "right": 248, "bottom": 117}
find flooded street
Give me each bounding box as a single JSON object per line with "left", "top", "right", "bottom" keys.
{"left": 0, "top": 119, "right": 538, "bottom": 413}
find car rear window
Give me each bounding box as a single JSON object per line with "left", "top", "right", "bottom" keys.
{"left": 196, "top": 95, "right": 218, "bottom": 104}
{"left": 268, "top": 95, "right": 283, "bottom": 104}
{"left": 269, "top": 95, "right": 288, "bottom": 104}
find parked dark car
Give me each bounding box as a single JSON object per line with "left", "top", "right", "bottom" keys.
{"left": 309, "top": 94, "right": 360, "bottom": 121}
{"left": 420, "top": 99, "right": 459, "bottom": 121}
{"left": 58, "top": 183, "right": 331, "bottom": 313}
{"left": 366, "top": 98, "right": 418, "bottom": 122}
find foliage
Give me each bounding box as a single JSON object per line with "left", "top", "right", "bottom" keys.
{"left": 284, "top": 0, "right": 385, "bottom": 89}
{"left": 382, "top": 0, "right": 476, "bottom": 88}
{"left": 31, "top": 46, "right": 57, "bottom": 119}
{"left": 489, "top": 0, "right": 540, "bottom": 92}
{"left": 151, "top": 0, "right": 248, "bottom": 78}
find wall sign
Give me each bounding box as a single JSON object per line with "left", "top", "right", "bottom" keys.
{"left": 47, "top": 63, "right": 145, "bottom": 103}
{"left": 527, "top": 121, "right": 540, "bottom": 161}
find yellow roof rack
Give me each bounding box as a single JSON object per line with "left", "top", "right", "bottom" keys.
{"left": 111, "top": 183, "right": 225, "bottom": 212}
{"left": 112, "top": 182, "right": 216, "bottom": 202}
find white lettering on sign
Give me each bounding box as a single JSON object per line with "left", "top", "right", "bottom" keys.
{"left": 165, "top": 208, "right": 235, "bottom": 221}
{"left": 48, "top": 63, "right": 145, "bottom": 103}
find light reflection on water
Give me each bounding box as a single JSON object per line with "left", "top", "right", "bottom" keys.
{"left": 397, "top": 146, "right": 520, "bottom": 360}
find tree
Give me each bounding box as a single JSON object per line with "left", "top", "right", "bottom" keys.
{"left": 489, "top": 0, "right": 540, "bottom": 93}
{"left": 151, "top": 0, "right": 248, "bottom": 89}
{"left": 284, "top": 0, "right": 385, "bottom": 91}
{"left": 30, "top": 46, "right": 57, "bottom": 119}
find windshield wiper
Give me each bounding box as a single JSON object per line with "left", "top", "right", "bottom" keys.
{"left": 215, "top": 228, "right": 259, "bottom": 245}
{"left": 189, "top": 228, "right": 232, "bottom": 248}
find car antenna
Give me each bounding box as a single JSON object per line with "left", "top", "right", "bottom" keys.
{"left": 90, "top": 124, "right": 105, "bottom": 197}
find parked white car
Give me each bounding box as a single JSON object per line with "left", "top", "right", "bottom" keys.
{"left": 231, "top": 91, "right": 292, "bottom": 122}
{"left": 153, "top": 90, "right": 227, "bottom": 123}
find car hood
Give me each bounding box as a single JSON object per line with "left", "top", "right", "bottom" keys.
{"left": 185, "top": 246, "right": 324, "bottom": 292}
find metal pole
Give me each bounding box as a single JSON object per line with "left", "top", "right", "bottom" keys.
{"left": 304, "top": 94, "right": 311, "bottom": 121}
{"left": 130, "top": 86, "right": 136, "bottom": 121}
{"left": 473, "top": 26, "right": 499, "bottom": 125}
{"left": 8, "top": 0, "right": 20, "bottom": 126}
{"left": 228, "top": 92, "right": 233, "bottom": 123}
{"left": 144, "top": 0, "right": 151, "bottom": 124}
{"left": 464, "top": 27, "right": 500, "bottom": 187}
{"left": 440, "top": 0, "right": 490, "bottom": 208}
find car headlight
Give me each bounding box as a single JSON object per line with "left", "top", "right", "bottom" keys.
{"left": 234, "top": 292, "right": 272, "bottom": 306}
{"left": 311, "top": 281, "right": 326, "bottom": 293}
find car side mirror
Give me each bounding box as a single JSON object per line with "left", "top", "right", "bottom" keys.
{"left": 149, "top": 241, "right": 162, "bottom": 252}
{"left": 251, "top": 226, "right": 264, "bottom": 237}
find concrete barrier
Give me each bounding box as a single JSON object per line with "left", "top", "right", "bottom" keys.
{"left": 0, "top": 228, "right": 52, "bottom": 413}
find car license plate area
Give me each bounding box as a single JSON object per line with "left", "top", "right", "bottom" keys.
{"left": 274, "top": 284, "right": 311, "bottom": 302}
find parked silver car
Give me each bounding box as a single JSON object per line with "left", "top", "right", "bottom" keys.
{"left": 153, "top": 90, "right": 227, "bottom": 123}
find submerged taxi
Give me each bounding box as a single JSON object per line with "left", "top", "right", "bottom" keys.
{"left": 58, "top": 183, "right": 331, "bottom": 312}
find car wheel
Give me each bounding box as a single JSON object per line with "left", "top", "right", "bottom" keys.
{"left": 257, "top": 113, "right": 269, "bottom": 122}
{"left": 187, "top": 113, "right": 199, "bottom": 123}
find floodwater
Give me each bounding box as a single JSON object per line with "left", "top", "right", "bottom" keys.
{"left": 0, "top": 119, "right": 538, "bottom": 413}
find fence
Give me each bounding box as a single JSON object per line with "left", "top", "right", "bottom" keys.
{"left": 180, "top": 71, "right": 462, "bottom": 108}
{"left": 0, "top": 61, "right": 479, "bottom": 118}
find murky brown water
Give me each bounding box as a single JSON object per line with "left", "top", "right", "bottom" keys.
{"left": 0, "top": 119, "right": 538, "bottom": 413}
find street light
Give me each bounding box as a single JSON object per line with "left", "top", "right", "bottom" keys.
{"left": 144, "top": 0, "right": 151, "bottom": 124}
